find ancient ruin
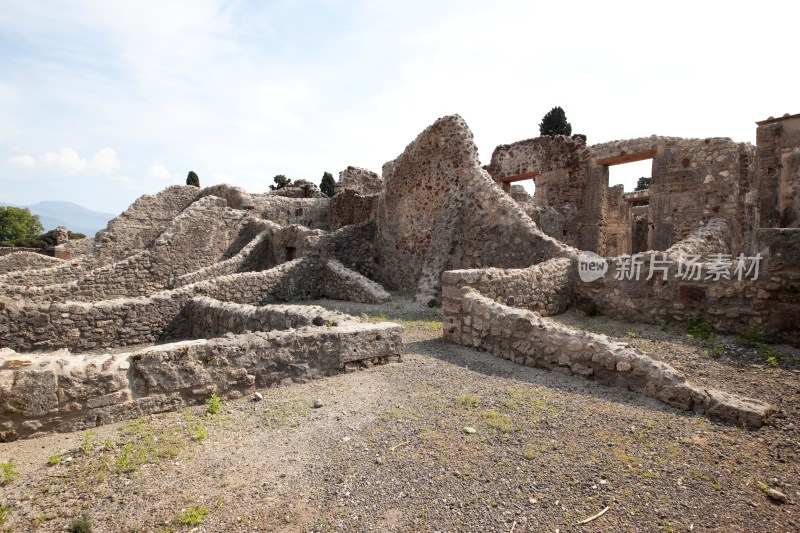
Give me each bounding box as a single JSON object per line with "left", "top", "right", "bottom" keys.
{"left": 3, "top": 112, "right": 799, "bottom": 440}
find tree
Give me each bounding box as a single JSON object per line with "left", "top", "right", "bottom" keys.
{"left": 634, "top": 176, "right": 651, "bottom": 191}
{"left": 538, "top": 106, "right": 572, "bottom": 136}
{"left": 0, "top": 206, "right": 44, "bottom": 247}
{"left": 270, "top": 174, "right": 292, "bottom": 190}
{"left": 186, "top": 171, "right": 200, "bottom": 187}
{"left": 320, "top": 171, "right": 336, "bottom": 197}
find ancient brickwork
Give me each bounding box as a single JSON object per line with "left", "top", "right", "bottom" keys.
{"left": 574, "top": 224, "right": 800, "bottom": 345}
{"left": 329, "top": 190, "right": 378, "bottom": 230}
{"left": 375, "top": 115, "right": 575, "bottom": 305}
{"left": 0, "top": 257, "right": 389, "bottom": 353}
{"left": 0, "top": 251, "right": 61, "bottom": 274}
{"left": 0, "top": 310, "right": 403, "bottom": 441}
{"left": 441, "top": 258, "right": 573, "bottom": 316}
{"left": 757, "top": 114, "right": 800, "bottom": 228}
{"left": 335, "top": 166, "right": 383, "bottom": 195}
{"left": 254, "top": 195, "right": 330, "bottom": 230}
{"left": 442, "top": 287, "right": 771, "bottom": 427}
{"left": 95, "top": 185, "right": 201, "bottom": 262}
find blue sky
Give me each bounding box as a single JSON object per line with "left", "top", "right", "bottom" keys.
{"left": 1, "top": 0, "right": 797, "bottom": 215}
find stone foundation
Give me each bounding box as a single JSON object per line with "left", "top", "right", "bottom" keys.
{"left": 0, "top": 302, "right": 403, "bottom": 441}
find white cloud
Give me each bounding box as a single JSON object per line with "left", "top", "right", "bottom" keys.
{"left": 149, "top": 164, "right": 172, "bottom": 180}
{"left": 8, "top": 155, "right": 36, "bottom": 167}
{"left": 14, "top": 147, "right": 122, "bottom": 176}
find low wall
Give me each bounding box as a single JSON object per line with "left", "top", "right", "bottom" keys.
{"left": 0, "top": 251, "right": 62, "bottom": 274}
{"left": 441, "top": 257, "right": 573, "bottom": 316}
{"left": 0, "top": 258, "right": 391, "bottom": 352}
{"left": 442, "top": 287, "right": 772, "bottom": 427}
{"left": 0, "top": 318, "right": 403, "bottom": 441}
{"left": 574, "top": 226, "right": 800, "bottom": 345}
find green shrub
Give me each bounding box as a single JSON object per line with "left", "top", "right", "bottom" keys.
{"left": 206, "top": 393, "right": 222, "bottom": 415}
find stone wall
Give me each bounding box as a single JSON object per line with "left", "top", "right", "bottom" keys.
{"left": 329, "top": 190, "right": 378, "bottom": 230}
{"left": 0, "top": 251, "right": 62, "bottom": 274}
{"left": 94, "top": 185, "right": 201, "bottom": 262}
{"left": 441, "top": 258, "right": 573, "bottom": 316}
{"left": 335, "top": 166, "right": 383, "bottom": 195}
{"left": 442, "top": 287, "right": 771, "bottom": 427}
{"left": 0, "top": 310, "right": 403, "bottom": 441}
{"left": 254, "top": 195, "right": 330, "bottom": 230}
{"left": 757, "top": 114, "right": 800, "bottom": 229}
{"left": 573, "top": 223, "right": 800, "bottom": 345}
{"left": 375, "top": 115, "right": 575, "bottom": 305}
{"left": 0, "top": 257, "right": 390, "bottom": 353}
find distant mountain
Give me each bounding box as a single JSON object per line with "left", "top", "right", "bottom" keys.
{"left": 1, "top": 201, "right": 116, "bottom": 237}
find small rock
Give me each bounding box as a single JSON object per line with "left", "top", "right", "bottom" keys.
{"left": 375, "top": 457, "right": 383, "bottom": 465}
{"left": 312, "top": 399, "right": 323, "bottom": 409}
{"left": 252, "top": 392, "right": 263, "bottom": 402}
{"left": 767, "top": 489, "right": 788, "bottom": 503}
{"left": 463, "top": 426, "right": 477, "bottom": 434}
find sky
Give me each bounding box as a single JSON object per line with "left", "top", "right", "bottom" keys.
{"left": 1, "top": 0, "right": 797, "bottom": 216}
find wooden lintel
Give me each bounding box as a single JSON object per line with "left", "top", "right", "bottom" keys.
{"left": 499, "top": 170, "right": 540, "bottom": 183}
{"left": 595, "top": 149, "right": 657, "bottom": 167}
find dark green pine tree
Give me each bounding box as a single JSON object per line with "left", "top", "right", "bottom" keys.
{"left": 320, "top": 171, "right": 336, "bottom": 197}
{"left": 538, "top": 106, "right": 572, "bottom": 136}
{"left": 186, "top": 171, "right": 200, "bottom": 187}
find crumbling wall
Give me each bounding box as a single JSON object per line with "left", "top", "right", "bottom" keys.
{"left": 757, "top": 114, "right": 800, "bottom": 229}
{"left": 329, "top": 190, "right": 378, "bottom": 230}
{"left": 251, "top": 195, "right": 330, "bottom": 230}
{"left": 94, "top": 185, "right": 201, "bottom": 262}
{"left": 0, "top": 251, "right": 62, "bottom": 274}
{"left": 442, "top": 287, "right": 771, "bottom": 427}
{"left": 0, "top": 315, "right": 403, "bottom": 441}
{"left": 0, "top": 257, "right": 390, "bottom": 352}
{"left": 573, "top": 222, "right": 800, "bottom": 345}
{"left": 335, "top": 166, "right": 383, "bottom": 195}
{"left": 375, "top": 115, "right": 575, "bottom": 305}
{"left": 441, "top": 258, "right": 573, "bottom": 316}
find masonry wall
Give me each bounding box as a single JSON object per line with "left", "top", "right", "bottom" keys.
{"left": 0, "top": 255, "right": 389, "bottom": 352}
{"left": 573, "top": 223, "right": 800, "bottom": 345}
{"left": 329, "top": 190, "right": 378, "bottom": 230}
{"left": 0, "top": 317, "right": 403, "bottom": 441}
{"left": 0, "top": 251, "right": 61, "bottom": 274}
{"left": 94, "top": 185, "right": 201, "bottom": 262}
{"left": 375, "top": 115, "right": 576, "bottom": 305}
{"left": 441, "top": 258, "right": 573, "bottom": 316}
{"left": 254, "top": 195, "right": 330, "bottom": 230}
{"left": 441, "top": 287, "right": 771, "bottom": 427}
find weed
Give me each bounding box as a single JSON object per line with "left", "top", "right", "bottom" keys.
{"left": 523, "top": 447, "right": 537, "bottom": 461}
{"left": 627, "top": 331, "right": 637, "bottom": 338}
{"left": 70, "top": 515, "right": 92, "bottom": 533}
{"left": 757, "top": 481, "right": 770, "bottom": 494}
{"left": 48, "top": 454, "right": 62, "bottom": 466}
{"left": 734, "top": 325, "right": 785, "bottom": 366}
{"left": 177, "top": 504, "right": 210, "bottom": 525}
{"left": 191, "top": 425, "right": 207, "bottom": 441}
{"left": 0, "top": 504, "right": 10, "bottom": 526}
{"left": 642, "top": 470, "right": 659, "bottom": 479}
{"left": 686, "top": 317, "right": 715, "bottom": 342}
{"left": 484, "top": 410, "right": 514, "bottom": 433}
{"left": 455, "top": 394, "right": 480, "bottom": 408}
{"left": 369, "top": 311, "right": 389, "bottom": 322}
{"left": 324, "top": 319, "right": 337, "bottom": 328}
{"left": 0, "top": 460, "right": 19, "bottom": 486}
{"left": 663, "top": 519, "right": 675, "bottom": 533}
{"left": 79, "top": 431, "right": 97, "bottom": 455}
{"left": 206, "top": 393, "right": 222, "bottom": 415}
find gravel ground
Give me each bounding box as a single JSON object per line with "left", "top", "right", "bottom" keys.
{"left": 0, "top": 297, "right": 798, "bottom": 532}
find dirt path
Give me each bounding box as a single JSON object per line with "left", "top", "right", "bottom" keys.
{"left": 0, "top": 298, "right": 798, "bottom": 532}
